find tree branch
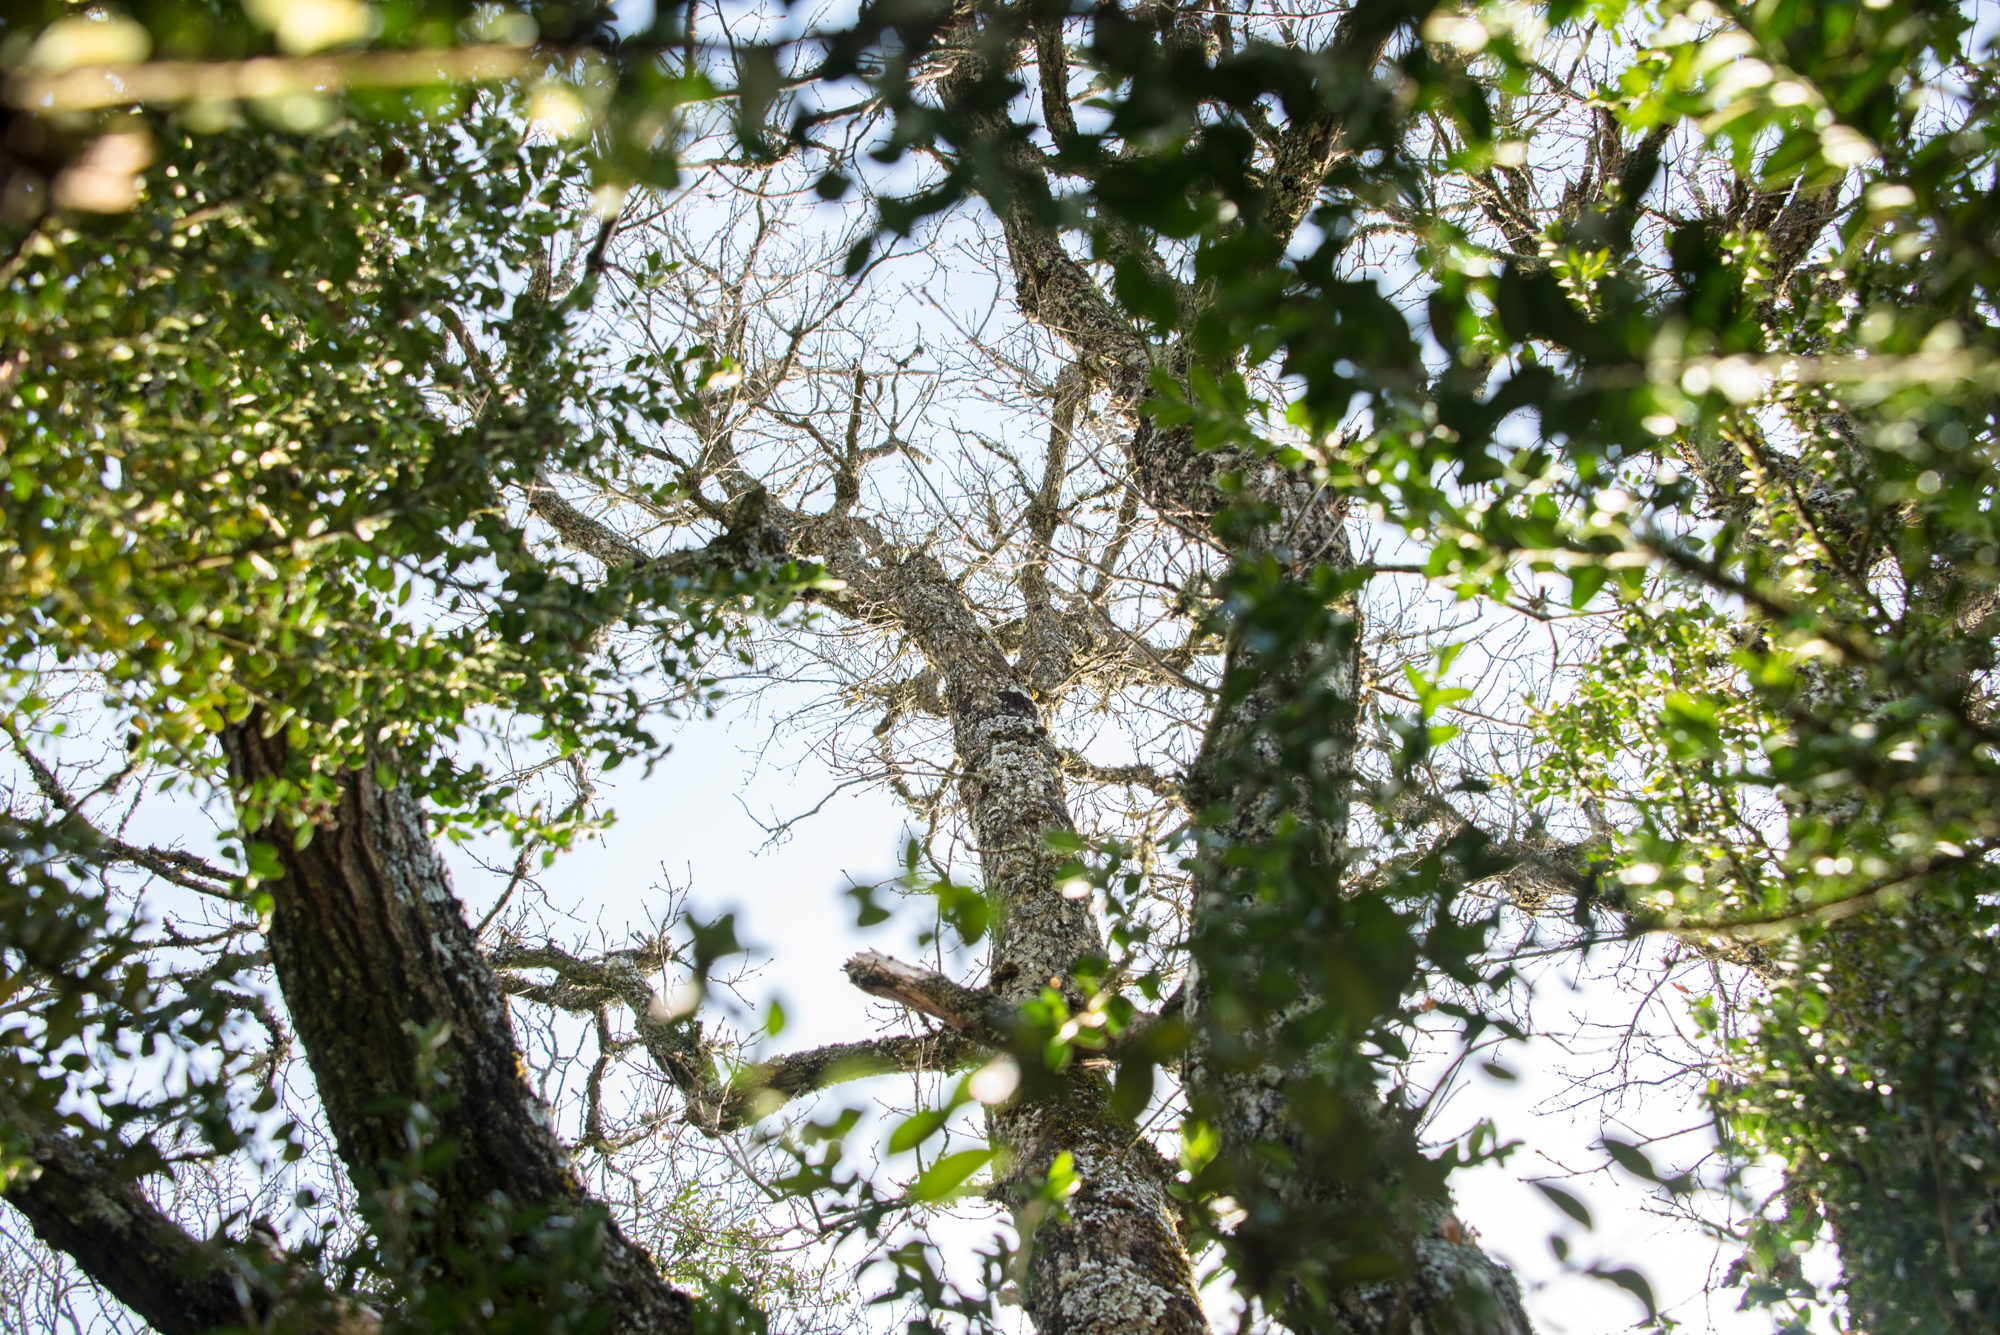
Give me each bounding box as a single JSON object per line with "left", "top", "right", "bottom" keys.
{"left": 1256, "top": 7, "right": 1401, "bottom": 245}
{"left": 726, "top": 1032, "right": 983, "bottom": 1127}
{"left": 5, "top": 727, "right": 237, "bottom": 900}
{"left": 3, "top": 1127, "right": 254, "bottom": 1335}
{"left": 1058, "top": 750, "right": 1186, "bottom": 803}
{"left": 842, "top": 950, "right": 1016, "bottom": 1047}
{"left": 487, "top": 940, "right": 716, "bottom": 1120}
{"left": 494, "top": 941, "right": 985, "bottom": 1131}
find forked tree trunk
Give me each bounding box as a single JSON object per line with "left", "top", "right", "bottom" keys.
{"left": 956, "top": 15, "right": 1535, "bottom": 1306}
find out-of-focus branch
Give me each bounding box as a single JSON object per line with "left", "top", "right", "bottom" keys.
{"left": 6, "top": 47, "right": 531, "bottom": 113}
{"left": 727, "top": 1032, "right": 983, "bottom": 1127}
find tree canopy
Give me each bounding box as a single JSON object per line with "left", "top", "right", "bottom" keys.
{"left": 1, "top": 0, "right": 1996, "bottom": 1332}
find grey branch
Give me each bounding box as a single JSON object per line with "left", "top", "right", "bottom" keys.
{"left": 1058, "top": 750, "right": 1184, "bottom": 803}
{"left": 494, "top": 940, "right": 984, "bottom": 1132}
{"left": 732, "top": 1032, "right": 984, "bottom": 1122}
{"left": 522, "top": 476, "right": 787, "bottom": 580}
{"left": 842, "top": 950, "right": 1016, "bottom": 1048}
{"left": 488, "top": 940, "right": 717, "bottom": 1120}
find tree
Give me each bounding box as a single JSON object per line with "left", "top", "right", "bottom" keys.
{"left": 3, "top": 0, "right": 1998, "bottom": 1332}
{"left": 0, "top": 26, "right": 817, "bottom": 1331}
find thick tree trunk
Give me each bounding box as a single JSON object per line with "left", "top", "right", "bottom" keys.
{"left": 219, "top": 722, "right": 693, "bottom": 1335}
{"left": 1145, "top": 399, "right": 1530, "bottom": 1330}
{"left": 992, "top": 237, "right": 1534, "bottom": 1335}
{"left": 954, "top": 671, "right": 1204, "bottom": 1335}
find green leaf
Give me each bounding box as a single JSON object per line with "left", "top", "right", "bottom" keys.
{"left": 1570, "top": 564, "right": 1608, "bottom": 609}
{"left": 889, "top": 1106, "right": 952, "bottom": 1154}
{"left": 247, "top": 842, "right": 284, "bottom": 881}
{"left": 1589, "top": 1266, "right": 1659, "bottom": 1324}
{"left": 1534, "top": 1181, "right": 1593, "bottom": 1229}
{"left": 846, "top": 881, "right": 891, "bottom": 928}
{"left": 1039, "top": 1150, "right": 1079, "bottom": 1203}
{"left": 911, "top": 1149, "right": 991, "bottom": 1202}
{"left": 1601, "top": 1137, "right": 1659, "bottom": 1181}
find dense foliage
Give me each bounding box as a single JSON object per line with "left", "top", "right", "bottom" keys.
{"left": 3, "top": 0, "right": 1999, "bottom": 1332}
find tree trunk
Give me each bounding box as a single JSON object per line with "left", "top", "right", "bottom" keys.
{"left": 794, "top": 520, "right": 1209, "bottom": 1335}
{"left": 1181, "top": 624, "right": 1534, "bottom": 1335}
{"left": 219, "top": 721, "right": 694, "bottom": 1335}
{"left": 977, "top": 153, "right": 1534, "bottom": 1335}
{"left": 531, "top": 364, "right": 1211, "bottom": 1332}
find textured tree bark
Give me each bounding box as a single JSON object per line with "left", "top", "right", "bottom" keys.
{"left": 2, "top": 1125, "right": 395, "bottom": 1334}
{"left": 3, "top": 1128, "right": 250, "bottom": 1335}
{"left": 219, "top": 722, "right": 694, "bottom": 1335}
{"left": 784, "top": 514, "right": 1209, "bottom": 1335}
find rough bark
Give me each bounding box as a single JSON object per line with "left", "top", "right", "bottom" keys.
{"left": 782, "top": 510, "right": 1208, "bottom": 1335}
{"left": 839, "top": 933, "right": 1232, "bottom": 1335}
{"left": 3, "top": 1128, "right": 250, "bottom": 1335}
{"left": 219, "top": 722, "right": 694, "bottom": 1335}
{"left": 845, "top": 949, "right": 1020, "bottom": 1041}
{"left": 1255, "top": 7, "right": 1402, "bottom": 246}
{"left": 2, "top": 1124, "right": 391, "bottom": 1334}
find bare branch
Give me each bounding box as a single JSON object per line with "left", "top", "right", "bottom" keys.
{"left": 4, "top": 726, "right": 237, "bottom": 900}
{"left": 842, "top": 951, "right": 1015, "bottom": 1047}
{"left": 1058, "top": 751, "right": 1185, "bottom": 804}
